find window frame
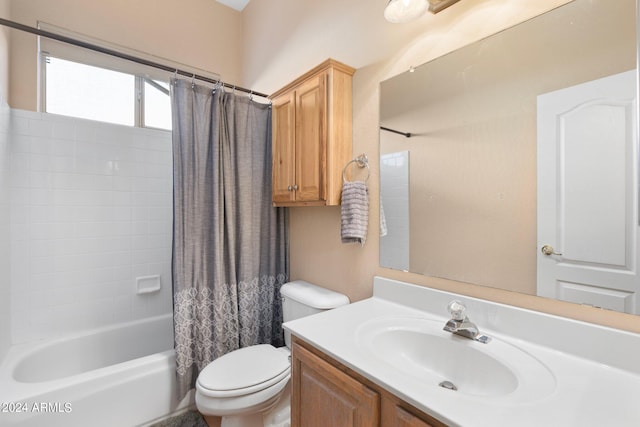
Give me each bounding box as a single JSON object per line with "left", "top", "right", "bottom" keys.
{"left": 36, "top": 21, "right": 181, "bottom": 131}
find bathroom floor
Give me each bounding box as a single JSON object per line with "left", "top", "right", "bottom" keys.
{"left": 149, "top": 410, "right": 208, "bottom": 427}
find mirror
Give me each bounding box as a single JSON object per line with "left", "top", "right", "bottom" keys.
{"left": 379, "top": 0, "right": 639, "bottom": 313}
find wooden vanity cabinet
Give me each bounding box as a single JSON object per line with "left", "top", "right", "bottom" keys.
{"left": 384, "top": 402, "right": 439, "bottom": 427}
{"left": 291, "top": 339, "right": 379, "bottom": 426}
{"left": 291, "top": 337, "right": 448, "bottom": 427}
{"left": 270, "top": 59, "right": 355, "bottom": 207}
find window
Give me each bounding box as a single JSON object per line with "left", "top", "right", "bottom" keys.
{"left": 45, "top": 57, "right": 136, "bottom": 126}
{"left": 43, "top": 56, "right": 172, "bottom": 131}
{"left": 143, "top": 79, "right": 171, "bottom": 130}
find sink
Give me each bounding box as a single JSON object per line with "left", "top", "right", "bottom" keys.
{"left": 356, "top": 316, "right": 556, "bottom": 403}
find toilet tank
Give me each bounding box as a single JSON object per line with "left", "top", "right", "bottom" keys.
{"left": 280, "top": 280, "right": 350, "bottom": 347}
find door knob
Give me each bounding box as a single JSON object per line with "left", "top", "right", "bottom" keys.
{"left": 541, "top": 245, "right": 562, "bottom": 256}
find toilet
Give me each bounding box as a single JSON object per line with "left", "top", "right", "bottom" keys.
{"left": 195, "top": 280, "right": 350, "bottom": 427}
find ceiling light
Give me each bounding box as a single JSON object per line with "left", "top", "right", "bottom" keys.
{"left": 384, "top": 0, "right": 428, "bottom": 24}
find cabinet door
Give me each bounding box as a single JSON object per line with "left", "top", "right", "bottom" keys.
{"left": 272, "top": 91, "right": 296, "bottom": 204}
{"left": 295, "top": 74, "right": 326, "bottom": 202}
{"left": 292, "top": 342, "right": 379, "bottom": 427}
{"left": 393, "top": 406, "right": 436, "bottom": 427}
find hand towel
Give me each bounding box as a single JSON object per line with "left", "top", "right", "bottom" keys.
{"left": 341, "top": 181, "right": 369, "bottom": 246}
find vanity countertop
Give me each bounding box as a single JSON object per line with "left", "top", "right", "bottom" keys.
{"left": 283, "top": 277, "right": 640, "bottom": 427}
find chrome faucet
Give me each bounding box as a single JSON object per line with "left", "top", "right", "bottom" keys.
{"left": 443, "top": 300, "right": 491, "bottom": 344}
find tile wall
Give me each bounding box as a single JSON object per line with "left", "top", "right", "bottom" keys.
{"left": 380, "top": 151, "right": 410, "bottom": 272}
{"left": 0, "top": 99, "right": 10, "bottom": 358}
{"left": 9, "top": 109, "right": 173, "bottom": 343}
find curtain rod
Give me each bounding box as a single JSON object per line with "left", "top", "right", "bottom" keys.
{"left": 0, "top": 17, "right": 268, "bottom": 98}
{"left": 380, "top": 126, "right": 412, "bottom": 138}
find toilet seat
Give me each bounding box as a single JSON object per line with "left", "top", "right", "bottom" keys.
{"left": 197, "top": 344, "right": 290, "bottom": 398}
{"left": 195, "top": 371, "right": 291, "bottom": 417}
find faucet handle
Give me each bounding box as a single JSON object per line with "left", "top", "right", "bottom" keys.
{"left": 447, "top": 300, "right": 467, "bottom": 321}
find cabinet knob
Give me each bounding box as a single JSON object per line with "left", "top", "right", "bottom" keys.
{"left": 287, "top": 186, "right": 292, "bottom": 191}
{"left": 292, "top": 184, "right": 298, "bottom": 191}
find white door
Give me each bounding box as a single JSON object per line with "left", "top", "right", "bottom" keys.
{"left": 537, "top": 70, "right": 639, "bottom": 314}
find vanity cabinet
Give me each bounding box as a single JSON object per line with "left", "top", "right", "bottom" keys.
{"left": 291, "top": 337, "right": 447, "bottom": 427}
{"left": 387, "top": 405, "right": 437, "bottom": 427}
{"left": 270, "top": 59, "right": 355, "bottom": 207}
{"left": 291, "top": 339, "right": 379, "bottom": 426}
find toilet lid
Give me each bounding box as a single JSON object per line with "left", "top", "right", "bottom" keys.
{"left": 197, "top": 344, "right": 290, "bottom": 396}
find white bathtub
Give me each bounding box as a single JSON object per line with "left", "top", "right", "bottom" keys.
{"left": 0, "top": 314, "right": 193, "bottom": 426}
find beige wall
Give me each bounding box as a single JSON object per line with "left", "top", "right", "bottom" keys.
{"left": 242, "top": 0, "right": 640, "bottom": 334}
{"left": 0, "top": 0, "right": 9, "bottom": 104}
{"left": 6, "top": 0, "right": 243, "bottom": 110}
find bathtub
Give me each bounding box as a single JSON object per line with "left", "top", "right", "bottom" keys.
{"left": 0, "top": 314, "right": 193, "bottom": 426}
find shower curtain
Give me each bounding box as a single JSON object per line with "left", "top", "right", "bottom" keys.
{"left": 171, "top": 79, "right": 289, "bottom": 399}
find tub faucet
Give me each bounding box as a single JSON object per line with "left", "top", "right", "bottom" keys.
{"left": 443, "top": 300, "right": 491, "bottom": 344}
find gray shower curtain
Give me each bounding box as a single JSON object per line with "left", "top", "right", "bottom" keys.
{"left": 171, "top": 79, "right": 289, "bottom": 399}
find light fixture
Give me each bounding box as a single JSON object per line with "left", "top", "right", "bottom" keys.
{"left": 384, "top": 0, "right": 428, "bottom": 24}
{"left": 427, "top": 0, "right": 461, "bottom": 14}
{"left": 384, "top": 0, "right": 461, "bottom": 23}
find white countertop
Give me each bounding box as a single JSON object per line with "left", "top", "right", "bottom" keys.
{"left": 283, "top": 277, "right": 640, "bottom": 427}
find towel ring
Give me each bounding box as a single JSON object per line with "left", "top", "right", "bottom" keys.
{"left": 342, "top": 154, "right": 370, "bottom": 183}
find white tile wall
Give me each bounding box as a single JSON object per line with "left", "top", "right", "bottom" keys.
{"left": 380, "top": 151, "right": 410, "bottom": 271}
{"left": 0, "top": 100, "right": 11, "bottom": 359}
{"left": 9, "top": 110, "right": 173, "bottom": 343}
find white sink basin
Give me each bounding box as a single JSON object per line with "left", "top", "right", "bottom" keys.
{"left": 356, "top": 316, "right": 556, "bottom": 403}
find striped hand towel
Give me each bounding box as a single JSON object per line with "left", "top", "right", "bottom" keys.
{"left": 341, "top": 181, "right": 369, "bottom": 246}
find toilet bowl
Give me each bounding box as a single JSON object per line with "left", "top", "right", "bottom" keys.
{"left": 195, "top": 280, "right": 350, "bottom": 427}
{"left": 196, "top": 344, "right": 291, "bottom": 425}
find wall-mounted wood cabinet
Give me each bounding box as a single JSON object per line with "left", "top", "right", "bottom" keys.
{"left": 291, "top": 337, "right": 449, "bottom": 427}
{"left": 270, "top": 59, "right": 355, "bottom": 207}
